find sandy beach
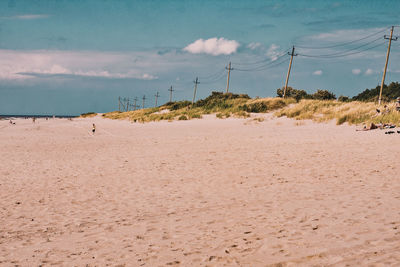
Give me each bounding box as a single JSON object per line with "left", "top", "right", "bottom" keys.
{"left": 1, "top": 115, "right": 400, "bottom": 266}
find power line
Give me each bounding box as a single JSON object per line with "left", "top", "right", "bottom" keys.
{"left": 298, "top": 41, "right": 386, "bottom": 59}
{"left": 231, "top": 48, "right": 291, "bottom": 66}
{"left": 295, "top": 27, "right": 390, "bottom": 50}
{"left": 198, "top": 68, "right": 226, "bottom": 80}
{"left": 200, "top": 71, "right": 227, "bottom": 84}
{"left": 234, "top": 54, "right": 289, "bottom": 72}
{"left": 297, "top": 35, "right": 384, "bottom": 58}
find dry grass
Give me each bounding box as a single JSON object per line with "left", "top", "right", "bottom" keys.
{"left": 103, "top": 96, "right": 295, "bottom": 123}
{"left": 103, "top": 97, "right": 399, "bottom": 125}
{"left": 276, "top": 99, "right": 400, "bottom": 125}
{"left": 80, "top": 112, "right": 97, "bottom": 118}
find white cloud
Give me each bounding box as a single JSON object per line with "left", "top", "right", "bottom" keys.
{"left": 352, "top": 69, "right": 361, "bottom": 75}
{"left": 365, "top": 68, "right": 374, "bottom": 75}
{"left": 313, "top": 70, "right": 323, "bottom": 75}
{"left": 0, "top": 50, "right": 158, "bottom": 81}
{"left": 183, "top": 37, "right": 240, "bottom": 56}
{"left": 1, "top": 14, "right": 50, "bottom": 20}
{"left": 247, "top": 42, "right": 262, "bottom": 50}
{"left": 266, "top": 44, "right": 280, "bottom": 61}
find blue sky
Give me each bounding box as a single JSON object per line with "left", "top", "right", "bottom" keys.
{"left": 1, "top": 0, "right": 400, "bottom": 115}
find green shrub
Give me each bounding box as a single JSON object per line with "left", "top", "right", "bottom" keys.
{"left": 178, "top": 115, "right": 188, "bottom": 120}
{"left": 312, "top": 90, "right": 336, "bottom": 100}
{"left": 164, "top": 100, "right": 191, "bottom": 110}
{"left": 338, "top": 96, "right": 350, "bottom": 102}
{"left": 80, "top": 112, "right": 97, "bottom": 118}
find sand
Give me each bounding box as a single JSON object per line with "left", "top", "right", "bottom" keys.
{"left": 1, "top": 115, "right": 400, "bottom": 266}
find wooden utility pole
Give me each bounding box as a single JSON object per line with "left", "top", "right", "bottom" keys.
{"left": 378, "top": 26, "right": 397, "bottom": 105}
{"left": 118, "top": 97, "right": 126, "bottom": 112}
{"left": 225, "top": 62, "right": 233, "bottom": 93}
{"left": 168, "top": 86, "right": 174, "bottom": 103}
{"left": 283, "top": 46, "right": 297, "bottom": 98}
{"left": 154, "top": 92, "right": 160, "bottom": 107}
{"left": 192, "top": 77, "right": 200, "bottom": 105}
{"left": 142, "top": 95, "right": 146, "bottom": 109}
{"left": 133, "top": 97, "right": 138, "bottom": 111}
{"left": 120, "top": 97, "right": 127, "bottom": 111}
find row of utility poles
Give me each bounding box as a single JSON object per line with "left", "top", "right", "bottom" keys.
{"left": 118, "top": 26, "right": 398, "bottom": 111}
{"left": 118, "top": 91, "right": 164, "bottom": 112}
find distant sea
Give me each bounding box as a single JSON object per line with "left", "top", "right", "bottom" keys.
{"left": 0, "top": 115, "right": 76, "bottom": 119}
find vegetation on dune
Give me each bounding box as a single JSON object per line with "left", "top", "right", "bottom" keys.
{"left": 103, "top": 91, "right": 295, "bottom": 122}
{"left": 276, "top": 99, "right": 400, "bottom": 125}
{"left": 80, "top": 112, "right": 97, "bottom": 118}
{"left": 103, "top": 83, "right": 400, "bottom": 125}
{"left": 277, "top": 82, "right": 400, "bottom": 103}
{"left": 352, "top": 82, "right": 400, "bottom": 102}
{"left": 276, "top": 87, "right": 336, "bottom": 101}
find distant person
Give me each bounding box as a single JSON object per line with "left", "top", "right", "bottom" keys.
{"left": 383, "top": 105, "right": 389, "bottom": 114}
{"left": 92, "top": 123, "right": 96, "bottom": 135}
{"left": 396, "top": 97, "right": 400, "bottom": 111}
{"left": 32, "top": 117, "right": 36, "bottom": 123}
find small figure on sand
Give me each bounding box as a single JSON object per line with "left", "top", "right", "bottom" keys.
{"left": 396, "top": 97, "right": 400, "bottom": 111}
{"left": 32, "top": 117, "right": 36, "bottom": 123}
{"left": 92, "top": 123, "right": 96, "bottom": 135}
{"left": 9, "top": 120, "right": 15, "bottom": 125}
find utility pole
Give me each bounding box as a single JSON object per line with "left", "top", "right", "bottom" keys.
{"left": 283, "top": 46, "right": 298, "bottom": 98}
{"left": 120, "top": 97, "right": 127, "bottom": 112}
{"left": 154, "top": 92, "right": 160, "bottom": 107}
{"left": 142, "top": 95, "right": 146, "bottom": 109}
{"left": 379, "top": 26, "right": 398, "bottom": 105}
{"left": 168, "top": 86, "right": 174, "bottom": 103}
{"left": 192, "top": 77, "right": 200, "bottom": 105}
{"left": 133, "top": 97, "right": 138, "bottom": 111}
{"left": 225, "top": 62, "right": 233, "bottom": 93}
{"left": 118, "top": 97, "right": 126, "bottom": 112}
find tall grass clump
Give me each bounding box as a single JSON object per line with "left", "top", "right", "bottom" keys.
{"left": 80, "top": 112, "right": 97, "bottom": 118}
{"left": 276, "top": 99, "right": 400, "bottom": 125}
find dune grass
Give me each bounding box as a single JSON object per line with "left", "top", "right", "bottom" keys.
{"left": 80, "top": 112, "right": 97, "bottom": 118}
{"left": 104, "top": 93, "right": 400, "bottom": 125}
{"left": 276, "top": 99, "right": 400, "bottom": 125}
{"left": 103, "top": 93, "right": 296, "bottom": 122}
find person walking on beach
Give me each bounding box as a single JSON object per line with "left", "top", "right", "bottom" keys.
{"left": 92, "top": 123, "right": 96, "bottom": 135}
{"left": 396, "top": 97, "right": 400, "bottom": 111}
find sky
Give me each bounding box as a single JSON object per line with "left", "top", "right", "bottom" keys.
{"left": 1, "top": 0, "right": 400, "bottom": 115}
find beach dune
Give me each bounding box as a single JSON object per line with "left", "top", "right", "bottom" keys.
{"left": 1, "top": 115, "right": 400, "bottom": 266}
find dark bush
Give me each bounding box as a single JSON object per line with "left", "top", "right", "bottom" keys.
{"left": 240, "top": 102, "right": 269, "bottom": 113}
{"left": 164, "top": 100, "right": 191, "bottom": 110}
{"left": 193, "top": 91, "right": 250, "bottom": 110}
{"left": 277, "top": 87, "right": 311, "bottom": 101}
{"left": 352, "top": 82, "right": 400, "bottom": 102}
{"left": 338, "top": 95, "right": 350, "bottom": 102}
{"left": 178, "top": 115, "right": 188, "bottom": 120}
{"left": 312, "top": 89, "right": 336, "bottom": 100}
